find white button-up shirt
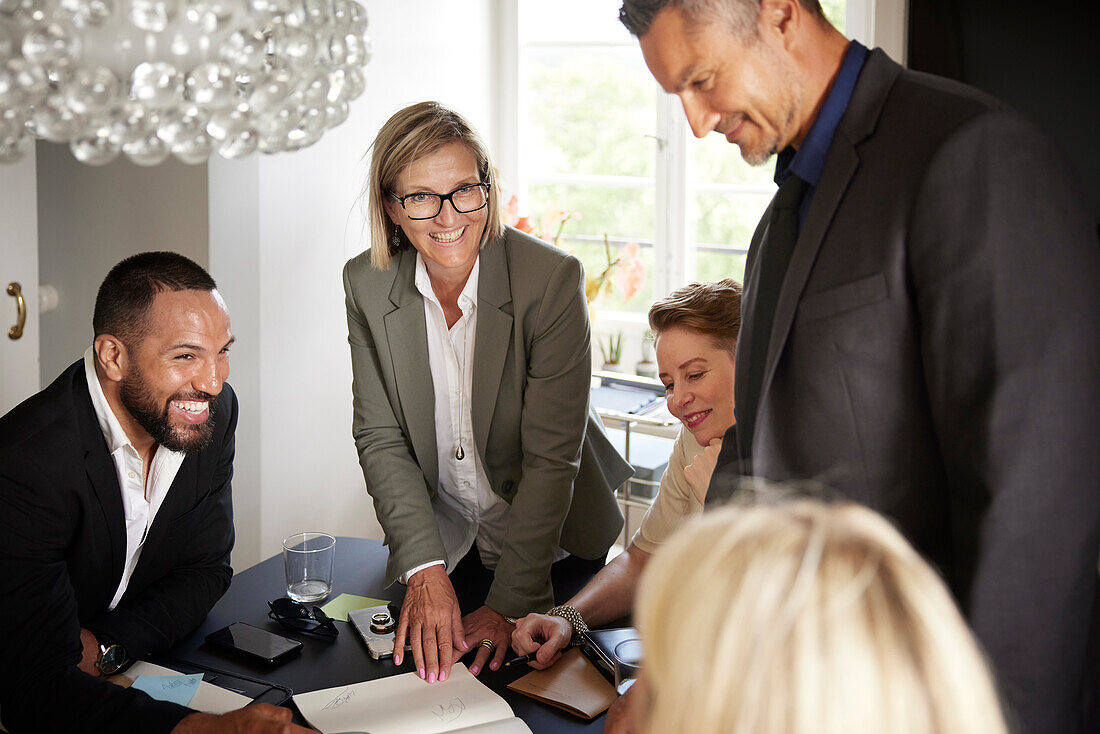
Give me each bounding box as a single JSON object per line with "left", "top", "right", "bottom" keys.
{"left": 408, "top": 254, "right": 515, "bottom": 580}
{"left": 84, "top": 347, "right": 185, "bottom": 610}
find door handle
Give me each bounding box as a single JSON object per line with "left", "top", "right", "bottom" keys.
{"left": 7, "top": 282, "right": 26, "bottom": 340}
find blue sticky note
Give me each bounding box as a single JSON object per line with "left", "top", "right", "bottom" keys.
{"left": 131, "top": 673, "right": 203, "bottom": 707}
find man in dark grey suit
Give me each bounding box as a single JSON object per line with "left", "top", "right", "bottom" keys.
{"left": 621, "top": 1, "right": 1099, "bottom": 733}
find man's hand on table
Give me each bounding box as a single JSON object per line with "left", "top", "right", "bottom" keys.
{"left": 171, "top": 705, "right": 313, "bottom": 733}
{"left": 395, "top": 564, "right": 468, "bottom": 683}
{"left": 461, "top": 606, "right": 512, "bottom": 675}
{"left": 510, "top": 613, "right": 572, "bottom": 670}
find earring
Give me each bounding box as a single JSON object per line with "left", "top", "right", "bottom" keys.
{"left": 392, "top": 227, "right": 402, "bottom": 249}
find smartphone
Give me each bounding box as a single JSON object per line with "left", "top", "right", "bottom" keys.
{"left": 205, "top": 622, "right": 303, "bottom": 665}
{"left": 348, "top": 604, "right": 411, "bottom": 660}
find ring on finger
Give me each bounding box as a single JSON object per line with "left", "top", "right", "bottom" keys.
{"left": 478, "top": 638, "right": 495, "bottom": 651}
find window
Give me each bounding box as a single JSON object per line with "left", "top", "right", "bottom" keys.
{"left": 510, "top": 2, "right": 659, "bottom": 319}
{"left": 501, "top": 0, "right": 850, "bottom": 367}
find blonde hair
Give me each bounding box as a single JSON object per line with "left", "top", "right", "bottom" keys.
{"left": 364, "top": 101, "right": 504, "bottom": 270}
{"left": 635, "top": 500, "right": 1009, "bottom": 734}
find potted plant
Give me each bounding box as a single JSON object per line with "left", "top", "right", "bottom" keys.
{"left": 600, "top": 332, "right": 624, "bottom": 372}
{"left": 635, "top": 329, "right": 657, "bottom": 379}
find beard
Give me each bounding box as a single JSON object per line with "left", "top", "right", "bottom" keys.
{"left": 119, "top": 372, "right": 216, "bottom": 454}
{"left": 738, "top": 45, "right": 804, "bottom": 167}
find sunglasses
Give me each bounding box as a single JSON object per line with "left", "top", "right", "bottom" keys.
{"left": 267, "top": 598, "right": 339, "bottom": 639}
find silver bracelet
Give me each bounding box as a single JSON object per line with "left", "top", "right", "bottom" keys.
{"left": 546, "top": 604, "right": 588, "bottom": 643}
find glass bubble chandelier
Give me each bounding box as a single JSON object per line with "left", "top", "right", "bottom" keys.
{"left": 0, "top": 0, "right": 370, "bottom": 166}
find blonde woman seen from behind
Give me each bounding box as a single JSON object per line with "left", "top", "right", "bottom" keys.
{"left": 634, "top": 500, "right": 1010, "bottom": 734}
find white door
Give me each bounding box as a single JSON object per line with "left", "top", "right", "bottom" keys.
{"left": 0, "top": 148, "right": 40, "bottom": 414}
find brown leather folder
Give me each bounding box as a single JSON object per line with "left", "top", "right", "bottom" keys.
{"left": 506, "top": 647, "right": 618, "bottom": 720}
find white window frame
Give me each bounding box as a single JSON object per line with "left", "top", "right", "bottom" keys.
{"left": 494, "top": 0, "right": 907, "bottom": 346}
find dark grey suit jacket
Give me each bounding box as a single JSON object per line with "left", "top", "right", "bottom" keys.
{"left": 344, "top": 227, "right": 631, "bottom": 617}
{"left": 717, "top": 49, "right": 1100, "bottom": 734}
{"left": 0, "top": 361, "right": 237, "bottom": 733}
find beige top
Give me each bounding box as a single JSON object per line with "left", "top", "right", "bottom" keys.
{"left": 632, "top": 427, "right": 706, "bottom": 553}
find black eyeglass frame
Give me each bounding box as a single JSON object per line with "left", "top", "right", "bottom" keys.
{"left": 387, "top": 178, "right": 492, "bottom": 220}
{"left": 267, "top": 598, "right": 339, "bottom": 639}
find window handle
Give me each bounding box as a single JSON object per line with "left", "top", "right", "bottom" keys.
{"left": 644, "top": 134, "right": 666, "bottom": 151}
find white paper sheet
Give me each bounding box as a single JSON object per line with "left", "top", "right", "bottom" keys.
{"left": 293, "top": 663, "right": 532, "bottom": 734}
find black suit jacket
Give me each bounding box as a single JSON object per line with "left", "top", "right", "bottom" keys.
{"left": 714, "top": 49, "right": 1100, "bottom": 734}
{"left": 0, "top": 360, "right": 237, "bottom": 733}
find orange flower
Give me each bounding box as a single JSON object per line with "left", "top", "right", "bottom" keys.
{"left": 613, "top": 242, "right": 647, "bottom": 303}
{"left": 497, "top": 187, "right": 647, "bottom": 306}
{"left": 502, "top": 195, "right": 521, "bottom": 228}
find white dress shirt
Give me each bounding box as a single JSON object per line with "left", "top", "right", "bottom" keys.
{"left": 401, "top": 254, "right": 514, "bottom": 581}
{"left": 84, "top": 347, "right": 186, "bottom": 610}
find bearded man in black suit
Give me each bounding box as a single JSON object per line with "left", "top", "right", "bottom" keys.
{"left": 0, "top": 252, "right": 306, "bottom": 733}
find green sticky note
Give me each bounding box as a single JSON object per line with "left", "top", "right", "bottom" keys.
{"left": 321, "top": 593, "right": 390, "bottom": 622}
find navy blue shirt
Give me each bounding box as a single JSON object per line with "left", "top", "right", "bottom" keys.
{"left": 774, "top": 40, "right": 868, "bottom": 226}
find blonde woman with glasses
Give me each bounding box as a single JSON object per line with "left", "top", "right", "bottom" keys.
{"left": 344, "top": 101, "right": 631, "bottom": 687}
{"left": 632, "top": 499, "right": 1010, "bottom": 734}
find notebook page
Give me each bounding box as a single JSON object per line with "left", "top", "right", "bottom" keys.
{"left": 294, "top": 663, "right": 522, "bottom": 734}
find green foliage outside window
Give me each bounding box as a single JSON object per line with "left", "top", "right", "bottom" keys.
{"left": 523, "top": 0, "right": 846, "bottom": 310}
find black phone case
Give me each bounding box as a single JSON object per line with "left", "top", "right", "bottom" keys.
{"left": 580, "top": 626, "right": 638, "bottom": 685}
{"left": 147, "top": 655, "right": 294, "bottom": 706}
{"left": 204, "top": 622, "right": 303, "bottom": 665}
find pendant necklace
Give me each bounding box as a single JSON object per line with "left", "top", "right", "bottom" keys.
{"left": 455, "top": 314, "right": 467, "bottom": 461}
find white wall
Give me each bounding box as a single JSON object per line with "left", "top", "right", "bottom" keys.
{"left": 0, "top": 148, "right": 40, "bottom": 414}
{"left": 36, "top": 142, "right": 209, "bottom": 383}
{"left": 846, "top": 0, "right": 908, "bottom": 63}
{"left": 207, "top": 158, "right": 263, "bottom": 572}
{"left": 211, "top": 0, "right": 497, "bottom": 570}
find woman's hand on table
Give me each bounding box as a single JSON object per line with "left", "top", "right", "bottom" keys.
{"left": 395, "top": 564, "right": 468, "bottom": 683}
{"left": 510, "top": 613, "right": 573, "bottom": 670}
{"left": 461, "top": 606, "right": 513, "bottom": 675}
{"left": 684, "top": 437, "right": 723, "bottom": 505}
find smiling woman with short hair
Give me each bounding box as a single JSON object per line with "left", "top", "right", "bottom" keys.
{"left": 511, "top": 278, "right": 742, "bottom": 677}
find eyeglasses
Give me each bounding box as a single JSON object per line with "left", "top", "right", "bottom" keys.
{"left": 388, "top": 179, "right": 491, "bottom": 220}
{"left": 267, "top": 598, "right": 338, "bottom": 639}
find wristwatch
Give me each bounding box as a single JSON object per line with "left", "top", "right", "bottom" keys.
{"left": 546, "top": 604, "right": 589, "bottom": 644}
{"left": 95, "top": 638, "right": 129, "bottom": 676}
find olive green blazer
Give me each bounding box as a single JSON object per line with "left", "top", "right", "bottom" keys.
{"left": 343, "top": 226, "right": 631, "bottom": 616}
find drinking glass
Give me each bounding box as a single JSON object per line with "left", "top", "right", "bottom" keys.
{"left": 613, "top": 638, "right": 644, "bottom": 695}
{"left": 282, "top": 532, "right": 335, "bottom": 603}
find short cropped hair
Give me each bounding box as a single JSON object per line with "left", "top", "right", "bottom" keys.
{"left": 92, "top": 251, "right": 216, "bottom": 348}
{"left": 619, "top": 0, "right": 825, "bottom": 39}
{"left": 647, "top": 278, "right": 742, "bottom": 353}
{"left": 635, "top": 499, "right": 1009, "bottom": 734}
{"left": 364, "top": 101, "right": 503, "bottom": 270}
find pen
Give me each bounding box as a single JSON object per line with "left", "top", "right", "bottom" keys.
{"left": 503, "top": 653, "right": 534, "bottom": 667}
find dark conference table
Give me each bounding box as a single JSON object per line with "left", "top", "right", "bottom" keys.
{"left": 163, "top": 537, "right": 608, "bottom": 733}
